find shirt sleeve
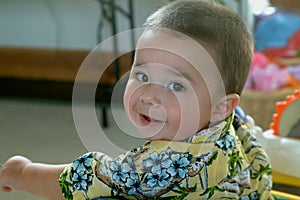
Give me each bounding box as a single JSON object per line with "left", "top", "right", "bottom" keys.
{"left": 58, "top": 141, "right": 196, "bottom": 200}
{"left": 58, "top": 142, "right": 152, "bottom": 200}
{"left": 59, "top": 152, "right": 115, "bottom": 200}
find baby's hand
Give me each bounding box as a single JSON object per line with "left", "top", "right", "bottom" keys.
{"left": 0, "top": 156, "right": 32, "bottom": 192}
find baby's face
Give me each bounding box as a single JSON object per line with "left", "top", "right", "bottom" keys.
{"left": 124, "top": 30, "right": 220, "bottom": 141}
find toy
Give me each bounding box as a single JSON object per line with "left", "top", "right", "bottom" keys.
{"left": 270, "top": 89, "right": 300, "bottom": 137}
{"left": 245, "top": 52, "right": 291, "bottom": 91}
{"left": 257, "top": 89, "right": 300, "bottom": 192}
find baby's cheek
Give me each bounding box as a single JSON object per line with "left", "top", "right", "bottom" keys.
{"left": 181, "top": 101, "right": 202, "bottom": 127}
{"left": 166, "top": 102, "right": 182, "bottom": 124}
{"left": 124, "top": 83, "right": 139, "bottom": 108}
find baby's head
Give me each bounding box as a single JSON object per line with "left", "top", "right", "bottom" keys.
{"left": 124, "top": 0, "right": 253, "bottom": 141}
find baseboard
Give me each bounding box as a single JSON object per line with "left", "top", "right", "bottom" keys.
{"left": 0, "top": 47, "right": 132, "bottom": 101}
{"left": 0, "top": 78, "right": 116, "bottom": 102}
{"left": 0, "top": 47, "right": 133, "bottom": 83}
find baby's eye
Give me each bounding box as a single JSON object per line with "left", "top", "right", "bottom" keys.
{"left": 136, "top": 72, "right": 148, "bottom": 82}
{"left": 168, "top": 82, "right": 185, "bottom": 92}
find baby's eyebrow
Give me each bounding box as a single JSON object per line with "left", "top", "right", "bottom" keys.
{"left": 172, "top": 70, "right": 196, "bottom": 84}
{"left": 132, "top": 62, "right": 146, "bottom": 68}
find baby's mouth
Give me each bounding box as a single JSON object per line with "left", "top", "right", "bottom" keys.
{"left": 139, "top": 114, "right": 164, "bottom": 126}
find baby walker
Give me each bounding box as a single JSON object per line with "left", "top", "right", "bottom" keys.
{"left": 257, "top": 89, "right": 300, "bottom": 199}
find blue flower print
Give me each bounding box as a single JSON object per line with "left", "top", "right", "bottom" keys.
{"left": 215, "top": 134, "right": 236, "bottom": 154}
{"left": 167, "top": 153, "right": 191, "bottom": 179}
{"left": 109, "top": 161, "right": 130, "bottom": 185}
{"left": 72, "top": 152, "right": 94, "bottom": 173}
{"left": 143, "top": 152, "right": 160, "bottom": 172}
{"left": 143, "top": 152, "right": 171, "bottom": 174}
{"left": 72, "top": 170, "right": 92, "bottom": 191}
{"left": 142, "top": 151, "right": 172, "bottom": 188}
{"left": 70, "top": 152, "right": 94, "bottom": 192}
{"left": 142, "top": 148, "right": 192, "bottom": 188}
{"left": 240, "top": 190, "right": 259, "bottom": 200}
{"left": 125, "top": 173, "right": 142, "bottom": 195}
{"left": 144, "top": 168, "right": 170, "bottom": 188}
{"left": 109, "top": 156, "right": 139, "bottom": 189}
{"left": 249, "top": 191, "right": 259, "bottom": 199}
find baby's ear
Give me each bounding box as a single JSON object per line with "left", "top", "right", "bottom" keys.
{"left": 211, "top": 94, "right": 240, "bottom": 123}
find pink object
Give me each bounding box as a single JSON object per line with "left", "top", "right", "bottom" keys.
{"left": 251, "top": 52, "right": 269, "bottom": 72}
{"left": 245, "top": 51, "right": 293, "bottom": 91}
{"left": 245, "top": 52, "right": 270, "bottom": 90}
{"left": 252, "top": 64, "right": 290, "bottom": 91}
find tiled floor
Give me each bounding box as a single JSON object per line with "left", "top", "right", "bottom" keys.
{"left": 0, "top": 97, "right": 145, "bottom": 200}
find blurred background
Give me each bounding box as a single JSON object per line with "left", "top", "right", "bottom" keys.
{"left": 0, "top": 0, "right": 300, "bottom": 199}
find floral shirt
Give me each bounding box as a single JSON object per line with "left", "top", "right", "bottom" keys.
{"left": 59, "top": 114, "right": 273, "bottom": 200}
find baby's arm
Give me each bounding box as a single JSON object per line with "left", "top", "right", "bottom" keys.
{"left": 0, "top": 155, "right": 67, "bottom": 200}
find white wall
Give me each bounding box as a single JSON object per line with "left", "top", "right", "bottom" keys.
{"left": 0, "top": 0, "right": 251, "bottom": 50}
{"left": 0, "top": 0, "right": 164, "bottom": 50}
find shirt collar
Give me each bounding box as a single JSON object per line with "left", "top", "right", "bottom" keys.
{"left": 183, "top": 113, "right": 234, "bottom": 144}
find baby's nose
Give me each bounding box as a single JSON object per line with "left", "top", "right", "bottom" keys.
{"left": 140, "top": 84, "right": 164, "bottom": 105}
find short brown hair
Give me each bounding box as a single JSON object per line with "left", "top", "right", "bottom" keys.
{"left": 144, "top": 0, "right": 254, "bottom": 95}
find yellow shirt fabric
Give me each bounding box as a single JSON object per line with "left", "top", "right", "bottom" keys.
{"left": 59, "top": 114, "right": 273, "bottom": 199}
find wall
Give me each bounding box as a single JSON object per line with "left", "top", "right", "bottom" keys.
{"left": 0, "top": 0, "right": 251, "bottom": 50}
{"left": 0, "top": 0, "right": 165, "bottom": 50}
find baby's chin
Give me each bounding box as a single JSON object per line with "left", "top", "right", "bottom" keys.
{"left": 137, "top": 130, "right": 163, "bottom": 141}
{"left": 135, "top": 123, "right": 166, "bottom": 139}
{"left": 140, "top": 131, "right": 188, "bottom": 141}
